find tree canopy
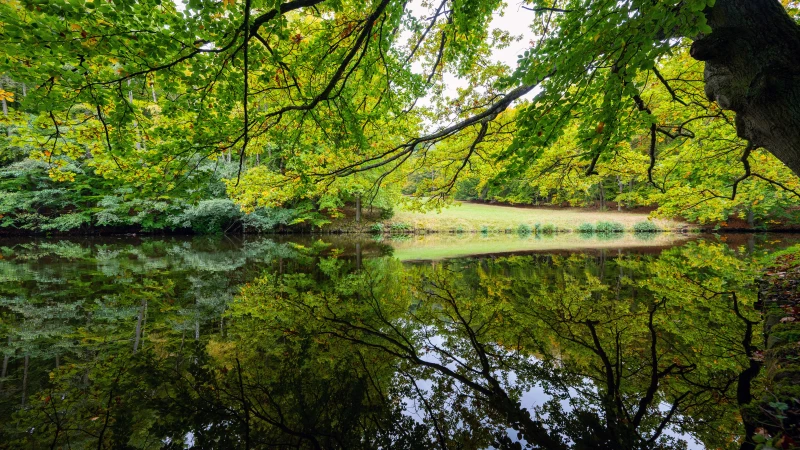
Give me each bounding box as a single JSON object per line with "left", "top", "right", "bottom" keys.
{"left": 1, "top": 0, "right": 800, "bottom": 230}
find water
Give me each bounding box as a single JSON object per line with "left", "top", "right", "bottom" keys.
{"left": 0, "top": 233, "right": 796, "bottom": 449}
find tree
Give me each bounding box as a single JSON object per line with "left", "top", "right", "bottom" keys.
{"left": 3, "top": 0, "right": 799, "bottom": 210}
{"left": 691, "top": 0, "right": 800, "bottom": 176}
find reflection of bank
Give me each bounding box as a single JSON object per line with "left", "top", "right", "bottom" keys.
{"left": 391, "top": 232, "right": 693, "bottom": 262}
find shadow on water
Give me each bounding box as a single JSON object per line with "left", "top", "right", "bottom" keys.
{"left": 0, "top": 233, "right": 798, "bottom": 448}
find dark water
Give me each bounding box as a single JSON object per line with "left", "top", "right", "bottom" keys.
{"left": 0, "top": 234, "right": 796, "bottom": 449}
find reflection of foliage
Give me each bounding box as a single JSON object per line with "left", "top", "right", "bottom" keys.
{"left": 0, "top": 238, "right": 784, "bottom": 448}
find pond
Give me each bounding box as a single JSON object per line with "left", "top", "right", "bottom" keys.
{"left": 0, "top": 233, "right": 796, "bottom": 449}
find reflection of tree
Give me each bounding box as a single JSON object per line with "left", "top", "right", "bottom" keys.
{"left": 0, "top": 239, "right": 770, "bottom": 449}
{"left": 223, "top": 246, "right": 763, "bottom": 449}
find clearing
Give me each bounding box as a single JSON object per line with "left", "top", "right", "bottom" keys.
{"left": 389, "top": 201, "right": 685, "bottom": 233}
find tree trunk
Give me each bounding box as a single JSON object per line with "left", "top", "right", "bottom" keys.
{"left": 691, "top": 0, "right": 800, "bottom": 176}
{"left": 598, "top": 182, "right": 605, "bottom": 209}
{"left": 355, "top": 194, "right": 362, "bottom": 223}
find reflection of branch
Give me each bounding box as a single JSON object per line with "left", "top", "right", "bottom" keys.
{"left": 731, "top": 292, "right": 761, "bottom": 446}
{"left": 397, "top": 368, "right": 448, "bottom": 448}
{"left": 316, "top": 270, "right": 566, "bottom": 449}
{"left": 235, "top": 357, "right": 252, "bottom": 449}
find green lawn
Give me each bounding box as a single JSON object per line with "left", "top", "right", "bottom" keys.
{"left": 390, "top": 202, "right": 684, "bottom": 233}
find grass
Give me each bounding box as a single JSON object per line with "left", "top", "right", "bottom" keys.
{"left": 391, "top": 233, "right": 692, "bottom": 261}
{"left": 390, "top": 202, "right": 684, "bottom": 233}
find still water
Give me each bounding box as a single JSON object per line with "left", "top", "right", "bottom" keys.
{"left": 0, "top": 233, "right": 795, "bottom": 449}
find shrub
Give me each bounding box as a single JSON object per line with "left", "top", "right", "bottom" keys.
{"left": 480, "top": 225, "right": 489, "bottom": 235}
{"left": 595, "top": 221, "right": 624, "bottom": 233}
{"left": 369, "top": 223, "right": 385, "bottom": 234}
{"left": 241, "top": 207, "right": 295, "bottom": 232}
{"left": 534, "top": 223, "right": 542, "bottom": 233}
{"left": 633, "top": 221, "right": 661, "bottom": 233}
{"left": 576, "top": 223, "right": 594, "bottom": 233}
{"left": 517, "top": 223, "right": 532, "bottom": 235}
{"left": 540, "top": 223, "right": 556, "bottom": 234}
{"left": 378, "top": 207, "right": 395, "bottom": 220}
{"left": 169, "top": 199, "right": 242, "bottom": 234}
{"left": 40, "top": 212, "right": 91, "bottom": 232}
{"left": 455, "top": 225, "right": 465, "bottom": 234}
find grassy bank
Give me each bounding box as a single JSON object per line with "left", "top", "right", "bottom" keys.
{"left": 377, "top": 202, "right": 685, "bottom": 233}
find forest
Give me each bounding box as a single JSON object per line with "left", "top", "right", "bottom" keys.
{"left": 1, "top": 0, "right": 800, "bottom": 234}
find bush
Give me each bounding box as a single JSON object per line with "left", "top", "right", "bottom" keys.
{"left": 517, "top": 223, "right": 532, "bottom": 235}
{"left": 369, "top": 223, "right": 385, "bottom": 234}
{"left": 169, "top": 199, "right": 242, "bottom": 234}
{"left": 540, "top": 223, "right": 556, "bottom": 234}
{"left": 534, "top": 223, "right": 542, "bottom": 233}
{"left": 595, "top": 221, "right": 624, "bottom": 233}
{"left": 480, "top": 225, "right": 489, "bottom": 235}
{"left": 576, "top": 223, "right": 594, "bottom": 233}
{"left": 633, "top": 221, "right": 661, "bottom": 233}
{"left": 241, "top": 207, "right": 295, "bottom": 232}
{"left": 378, "top": 207, "right": 395, "bottom": 220}
{"left": 455, "top": 225, "right": 465, "bottom": 234}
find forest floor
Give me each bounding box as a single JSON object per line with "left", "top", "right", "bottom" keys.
{"left": 385, "top": 201, "right": 686, "bottom": 233}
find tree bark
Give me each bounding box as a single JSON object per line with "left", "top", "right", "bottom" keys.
{"left": 355, "top": 194, "right": 362, "bottom": 223}
{"left": 691, "top": 0, "right": 800, "bottom": 176}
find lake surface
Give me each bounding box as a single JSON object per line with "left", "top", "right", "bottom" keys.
{"left": 0, "top": 233, "right": 797, "bottom": 449}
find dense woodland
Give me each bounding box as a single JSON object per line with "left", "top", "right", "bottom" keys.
{"left": 1, "top": 1, "right": 800, "bottom": 234}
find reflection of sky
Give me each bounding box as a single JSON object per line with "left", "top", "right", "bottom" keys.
{"left": 399, "top": 332, "right": 703, "bottom": 449}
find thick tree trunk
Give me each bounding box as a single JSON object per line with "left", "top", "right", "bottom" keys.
{"left": 691, "top": 0, "right": 800, "bottom": 176}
